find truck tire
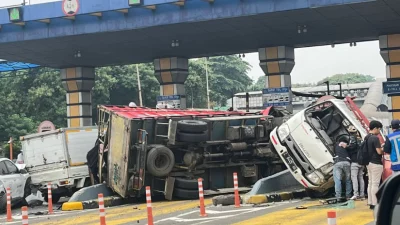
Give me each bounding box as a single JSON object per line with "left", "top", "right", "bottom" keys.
{"left": 147, "top": 146, "right": 175, "bottom": 177}
{"left": 0, "top": 191, "right": 6, "bottom": 213}
{"left": 44, "top": 193, "right": 62, "bottom": 204}
{"left": 173, "top": 188, "right": 199, "bottom": 200}
{"left": 174, "top": 177, "right": 199, "bottom": 190}
{"left": 305, "top": 188, "right": 332, "bottom": 198}
{"left": 177, "top": 120, "right": 208, "bottom": 133}
{"left": 177, "top": 131, "right": 208, "bottom": 143}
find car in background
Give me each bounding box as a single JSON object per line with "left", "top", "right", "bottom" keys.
{"left": 0, "top": 158, "right": 31, "bottom": 212}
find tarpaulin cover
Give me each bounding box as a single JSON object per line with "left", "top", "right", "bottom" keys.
{"left": 0, "top": 61, "right": 40, "bottom": 72}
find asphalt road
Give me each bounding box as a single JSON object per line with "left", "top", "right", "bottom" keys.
{"left": 0, "top": 197, "right": 376, "bottom": 225}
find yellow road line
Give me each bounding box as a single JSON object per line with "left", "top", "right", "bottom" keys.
{"left": 95, "top": 199, "right": 213, "bottom": 225}
{"left": 34, "top": 200, "right": 181, "bottom": 225}
{"left": 232, "top": 201, "right": 374, "bottom": 225}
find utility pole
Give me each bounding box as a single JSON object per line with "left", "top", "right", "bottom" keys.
{"left": 136, "top": 64, "right": 143, "bottom": 107}
{"left": 8, "top": 137, "right": 13, "bottom": 160}
{"left": 338, "top": 83, "right": 342, "bottom": 97}
{"left": 324, "top": 81, "right": 330, "bottom": 95}
{"left": 205, "top": 57, "right": 210, "bottom": 109}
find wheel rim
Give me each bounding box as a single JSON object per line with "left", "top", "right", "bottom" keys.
{"left": 155, "top": 153, "right": 169, "bottom": 170}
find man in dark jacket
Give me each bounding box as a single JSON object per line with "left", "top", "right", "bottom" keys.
{"left": 347, "top": 126, "right": 365, "bottom": 200}
{"left": 333, "top": 135, "right": 353, "bottom": 199}
{"left": 87, "top": 139, "right": 100, "bottom": 184}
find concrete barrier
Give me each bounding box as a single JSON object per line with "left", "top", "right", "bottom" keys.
{"left": 69, "top": 184, "right": 114, "bottom": 202}
{"left": 62, "top": 184, "right": 125, "bottom": 211}
{"left": 213, "top": 170, "right": 307, "bottom": 206}
{"left": 246, "top": 170, "right": 303, "bottom": 196}
{"left": 62, "top": 195, "right": 129, "bottom": 211}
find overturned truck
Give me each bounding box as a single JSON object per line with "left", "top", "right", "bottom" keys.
{"left": 94, "top": 105, "right": 290, "bottom": 199}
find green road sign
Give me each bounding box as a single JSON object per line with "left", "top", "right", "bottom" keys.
{"left": 9, "top": 8, "right": 22, "bottom": 22}
{"left": 129, "top": 0, "right": 142, "bottom": 6}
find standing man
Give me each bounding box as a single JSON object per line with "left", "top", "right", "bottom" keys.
{"left": 333, "top": 136, "right": 352, "bottom": 199}
{"left": 366, "top": 120, "right": 384, "bottom": 210}
{"left": 347, "top": 126, "right": 365, "bottom": 200}
{"left": 16, "top": 150, "right": 24, "bottom": 164}
{"left": 383, "top": 119, "right": 400, "bottom": 175}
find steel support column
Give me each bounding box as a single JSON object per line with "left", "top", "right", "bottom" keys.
{"left": 380, "top": 34, "right": 400, "bottom": 120}
{"left": 154, "top": 57, "right": 188, "bottom": 109}
{"left": 259, "top": 46, "right": 295, "bottom": 113}
{"left": 61, "top": 67, "right": 95, "bottom": 127}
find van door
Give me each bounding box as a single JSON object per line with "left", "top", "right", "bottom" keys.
{"left": 64, "top": 127, "right": 98, "bottom": 178}
{"left": 3, "top": 161, "right": 24, "bottom": 198}
{"left": 289, "top": 113, "right": 333, "bottom": 171}
{"left": 108, "top": 115, "right": 131, "bottom": 197}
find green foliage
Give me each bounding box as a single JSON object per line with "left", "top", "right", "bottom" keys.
{"left": 186, "top": 56, "right": 252, "bottom": 108}
{"left": 316, "top": 73, "right": 375, "bottom": 86}
{"left": 251, "top": 73, "right": 375, "bottom": 91}
{"left": 250, "top": 76, "right": 265, "bottom": 91}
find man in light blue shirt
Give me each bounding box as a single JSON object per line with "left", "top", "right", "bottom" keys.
{"left": 383, "top": 119, "right": 400, "bottom": 174}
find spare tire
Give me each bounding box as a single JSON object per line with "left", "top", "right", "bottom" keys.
{"left": 177, "top": 131, "right": 208, "bottom": 143}
{"left": 177, "top": 120, "right": 208, "bottom": 133}
{"left": 175, "top": 177, "right": 199, "bottom": 190}
{"left": 173, "top": 188, "right": 199, "bottom": 200}
{"left": 147, "top": 146, "right": 175, "bottom": 177}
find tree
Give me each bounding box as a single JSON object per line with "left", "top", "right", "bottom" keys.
{"left": 317, "top": 73, "right": 375, "bottom": 86}
{"left": 250, "top": 76, "right": 265, "bottom": 91}
{"left": 186, "top": 56, "right": 252, "bottom": 107}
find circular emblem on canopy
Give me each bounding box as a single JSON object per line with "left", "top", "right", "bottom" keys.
{"left": 37, "top": 121, "right": 56, "bottom": 133}
{"left": 62, "top": 0, "right": 80, "bottom": 17}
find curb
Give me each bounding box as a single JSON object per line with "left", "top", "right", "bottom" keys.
{"left": 241, "top": 189, "right": 307, "bottom": 205}
{"left": 62, "top": 196, "right": 127, "bottom": 211}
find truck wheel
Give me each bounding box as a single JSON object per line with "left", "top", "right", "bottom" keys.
{"left": 147, "top": 146, "right": 175, "bottom": 177}
{"left": 305, "top": 188, "right": 333, "bottom": 198}
{"left": 177, "top": 120, "right": 208, "bottom": 133}
{"left": 175, "top": 177, "right": 199, "bottom": 190}
{"left": 0, "top": 190, "right": 6, "bottom": 213}
{"left": 177, "top": 131, "right": 208, "bottom": 142}
{"left": 44, "top": 194, "right": 62, "bottom": 204}
{"left": 173, "top": 188, "right": 199, "bottom": 200}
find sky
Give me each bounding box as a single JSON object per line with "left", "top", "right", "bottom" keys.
{"left": 243, "top": 41, "right": 386, "bottom": 84}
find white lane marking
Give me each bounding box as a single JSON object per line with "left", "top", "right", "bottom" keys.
{"left": 154, "top": 208, "right": 265, "bottom": 224}
{"left": 154, "top": 200, "right": 301, "bottom": 225}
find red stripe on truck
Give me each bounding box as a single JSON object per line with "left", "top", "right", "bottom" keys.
{"left": 301, "top": 179, "right": 309, "bottom": 188}
{"left": 271, "top": 135, "right": 278, "bottom": 145}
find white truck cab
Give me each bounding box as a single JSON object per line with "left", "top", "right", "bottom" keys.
{"left": 270, "top": 98, "right": 367, "bottom": 193}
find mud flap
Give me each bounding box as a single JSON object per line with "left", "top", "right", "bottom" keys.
{"left": 164, "top": 177, "right": 175, "bottom": 200}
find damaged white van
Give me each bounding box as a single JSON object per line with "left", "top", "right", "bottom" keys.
{"left": 270, "top": 98, "right": 367, "bottom": 194}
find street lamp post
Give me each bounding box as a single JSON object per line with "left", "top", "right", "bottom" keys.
{"left": 136, "top": 64, "right": 143, "bottom": 107}
{"left": 205, "top": 57, "right": 210, "bottom": 109}
{"left": 337, "top": 83, "right": 342, "bottom": 97}
{"left": 323, "top": 81, "right": 330, "bottom": 95}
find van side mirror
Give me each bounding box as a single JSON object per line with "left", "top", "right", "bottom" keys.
{"left": 375, "top": 173, "right": 400, "bottom": 225}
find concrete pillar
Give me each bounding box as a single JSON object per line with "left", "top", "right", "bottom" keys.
{"left": 61, "top": 67, "right": 95, "bottom": 127}
{"left": 380, "top": 34, "right": 400, "bottom": 120}
{"left": 153, "top": 57, "right": 188, "bottom": 108}
{"left": 258, "top": 46, "right": 295, "bottom": 112}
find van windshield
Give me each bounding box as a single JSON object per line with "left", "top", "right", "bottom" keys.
{"left": 304, "top": 100, "right": 362, "bottom": 154}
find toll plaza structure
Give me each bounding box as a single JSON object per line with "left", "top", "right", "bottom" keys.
{"left": 0, "top": 0, "right": 400, "bottom": 126}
